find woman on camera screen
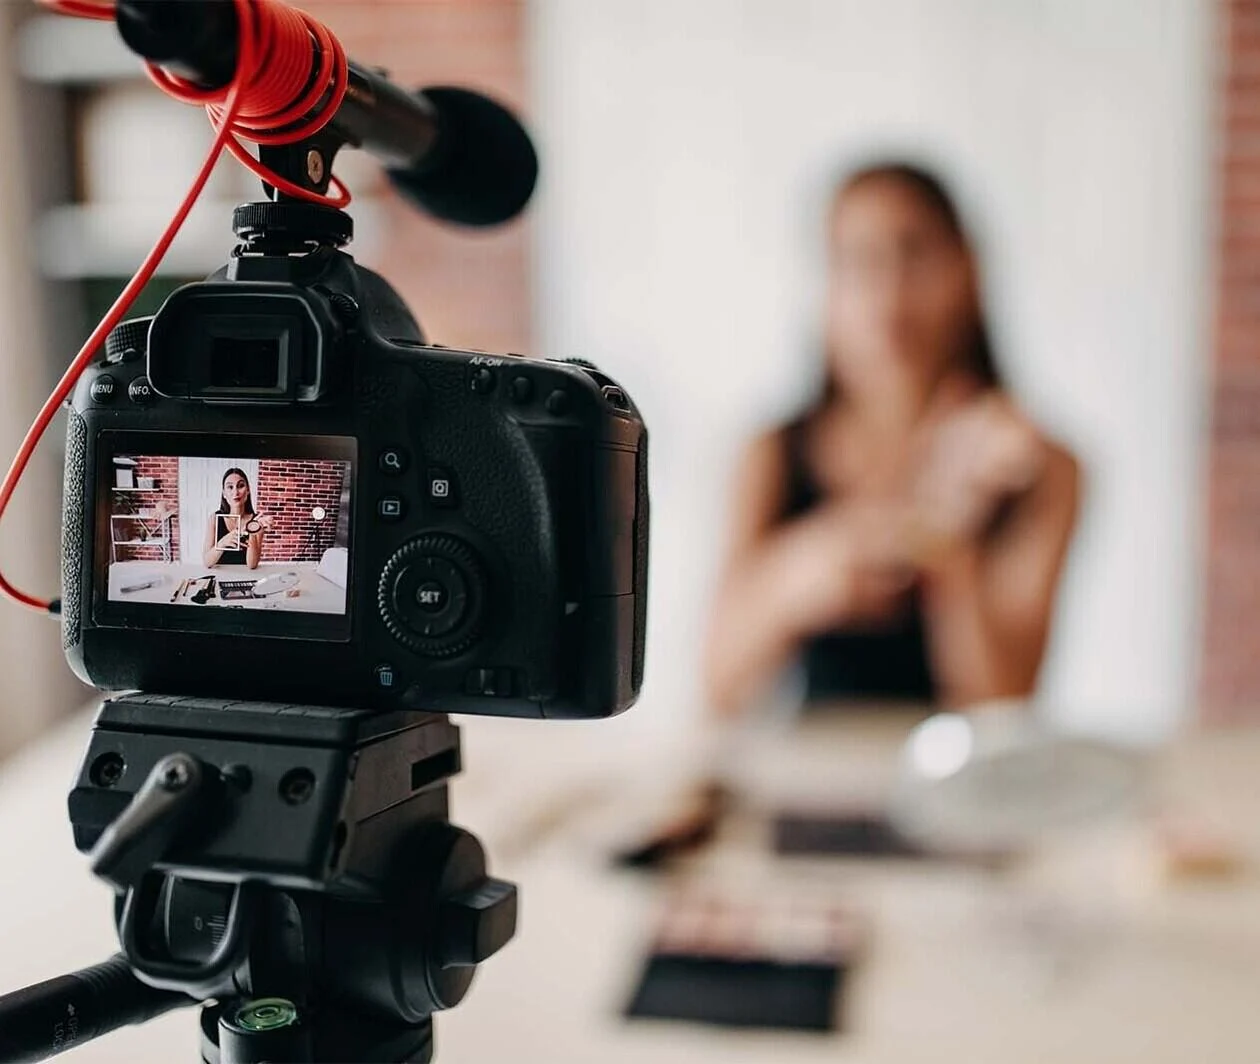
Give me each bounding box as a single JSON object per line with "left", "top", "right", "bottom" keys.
{"left": 705, "top": 162, "right": 1080, "bottom": 714}
{"left": 203, "top": 467, "right": 273, "bottom": 569}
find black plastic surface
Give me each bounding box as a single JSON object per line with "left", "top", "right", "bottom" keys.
{"left": 626, "top": 955, "right": 843, "bottom": 1032}
{"left": 66, "top": 243, "right": 648, "bottom": 720}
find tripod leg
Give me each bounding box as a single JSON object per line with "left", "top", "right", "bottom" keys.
{"left": 0, "top": 954, "right": 191, "bottom": 1063}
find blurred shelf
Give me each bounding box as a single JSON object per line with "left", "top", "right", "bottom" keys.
{"left": 18, "top": 15, "right": 141, "bottom": 85}
{"left": 38, "top": 199, "right": 387, "bottom": 279}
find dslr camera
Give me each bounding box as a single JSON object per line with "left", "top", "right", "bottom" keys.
{"left": 62, "top": 201, "right": 649, "bottom": 719}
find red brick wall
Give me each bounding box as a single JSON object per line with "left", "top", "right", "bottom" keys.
{"left": 112, "top": 458, "right": 348, "bottom": 565}
{"left": 300, "top": 1, "right": 531, "bottom": 356}
{"left": 111, "top": 455, "right": 181, "bottom": 561}
{"left": 1203, "top": 0, "right": 1260, "bottom": 720}
{"left": 255, "top": 460, "right": 348, "bottom": 563}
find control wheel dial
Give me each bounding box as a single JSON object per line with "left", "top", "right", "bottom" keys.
{"left": 378, "top": 534, "right": 486, "bottom": 657}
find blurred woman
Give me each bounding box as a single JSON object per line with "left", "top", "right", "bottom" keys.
{"left": 704, "top": 163, "right": 1080, "bottom": 714}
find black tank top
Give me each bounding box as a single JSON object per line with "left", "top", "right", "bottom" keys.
{"left": 782, "top": 418, "right": 936, "bottom": 703}
{"left": 215, "top": 514, "right": 248, "bottom": 566}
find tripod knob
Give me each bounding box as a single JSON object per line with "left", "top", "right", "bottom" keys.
{"left": 324, "top": 824, "right": 518, "bottom": 1021}
{"left": 437, "top": 877, "right": 517, "bottom": 969}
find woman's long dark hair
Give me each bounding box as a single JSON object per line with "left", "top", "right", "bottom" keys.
{"left": 829, "top": 161, "right": 1002, "bottom": 388}
{"left": 216, "top": 467, "right": 256, "bottom": 515}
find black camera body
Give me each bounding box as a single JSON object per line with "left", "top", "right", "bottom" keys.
{"left": 62, "top": 206, "right": 648, "bottom": 719}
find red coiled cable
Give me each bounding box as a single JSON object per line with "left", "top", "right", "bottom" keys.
{"left": 0, "top": 0, "right": 351, "bottom": 612}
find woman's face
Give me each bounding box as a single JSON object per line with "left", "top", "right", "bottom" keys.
{"left": 826, "top": 178, "right": 978, "bottom": 394}
{"left": 222, "top": 473, "right": 250, "bottom": 511}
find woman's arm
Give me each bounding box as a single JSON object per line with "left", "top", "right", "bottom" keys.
{"left": 246, "top": 521, "right": 263, "bottom": 569}
{"left": 920, "top": 443, "right": 1080, "bottom": 705}
{"left": 703, "top": 432, "right": 914, "bottom": 714}
{"left": 203, "top": 515, "right": 225, "bottom": 568}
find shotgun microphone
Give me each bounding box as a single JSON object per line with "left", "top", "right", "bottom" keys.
{"left": 114, "top": 0, "right": 538, "bottom": 226}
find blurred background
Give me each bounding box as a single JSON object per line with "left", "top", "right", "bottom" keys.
{"left": 1, "top": 0, "right": 1260, "bottom": 1061}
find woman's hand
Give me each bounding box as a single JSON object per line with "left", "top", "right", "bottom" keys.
{"left": 213, "top": 518, "right": 243, "bottom": 552}
{"left": 906, "top": 387, "right": 1047, "bottom": 559}
{"left": 778, "top": 497, "right": 919, "bottom": 632}
{"left": 247, "top": 513, "right": 275, "bottom": 536}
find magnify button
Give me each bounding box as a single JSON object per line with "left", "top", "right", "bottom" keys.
{"left": 378, "top": 448, "right": 409, "bottom": 475}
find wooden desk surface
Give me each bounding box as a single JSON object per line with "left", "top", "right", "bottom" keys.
{"left": 1, "top": 708, "right": 1259, "bottom": 1063}
{"left": 107, "top": 560, "right": 345, "bottom": 614}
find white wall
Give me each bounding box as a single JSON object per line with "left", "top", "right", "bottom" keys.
{"left": 530, "top": 0, "right": 1213, "bottom": 740}
{"left": 0, "top": 10, "right": 91, "bottom": 755}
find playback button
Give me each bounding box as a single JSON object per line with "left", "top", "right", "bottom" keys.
{"left": 377, "top": 496, "right": 405, "bottom": 521}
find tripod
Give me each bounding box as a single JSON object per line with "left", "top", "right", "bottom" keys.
{"left": 0, "top": 695, "right": 517, "bottom": 1063}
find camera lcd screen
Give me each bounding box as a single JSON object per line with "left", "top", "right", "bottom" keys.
{"left": 97, "top": 435, "right": 355, "bottom": 638}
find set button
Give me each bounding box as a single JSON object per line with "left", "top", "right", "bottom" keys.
{"left": 394, "top": 556, "right": 469, "bottom": 638}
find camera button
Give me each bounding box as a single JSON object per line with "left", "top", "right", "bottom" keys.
{"left": 377, "top": 496, "right": 406, "bottom": 521}
{"left": 373, "top": 663, "right": 399, "bottom": 689}
{"left": 602, "top": 385, "right": 630, "bottom": 411}
{"left": 90, "top": 375, "right": 119, "bottom": 404}
{"left": 416, "top": 580, "right": 448, "bottom": 613}
{"left": 510, "top": 376, "right": 533, "bottom": 403}
{"left": 470, "top": 367, "right": 496, "bottom": 395}
{"left": 465, "top": 668, "right": 514, "bottom": 697}
{"left": 127, "top": 376, "right": 157, "bottom": 406}
{"left": 378, "top": 447, "right": 409, "bottom": 475}
{"left": 545, "top": 389, "right": 571, "bottom": 416}
{"left": 426, "top": 467, "right": 458, "bottom": 508}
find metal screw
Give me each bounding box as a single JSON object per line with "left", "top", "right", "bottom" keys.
{"left": 279, "top": 768, "right": 316, "bottom": 806}
{"left": 161, "top": 759, "right": 191, "bottom": 791}
{"left": 306, "top": 149, "right": 326, "bottom": 185}
{"left": 90, "top": 752, "right": 125, "bottom": 788}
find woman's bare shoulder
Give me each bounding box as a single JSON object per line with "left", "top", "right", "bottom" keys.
{"left": 1009, "top": 405, "right": 1081, "bottom": 509}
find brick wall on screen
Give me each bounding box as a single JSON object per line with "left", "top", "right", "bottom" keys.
{"left": 112, "top": 456, "right": 181, "bottom": 561}
{"left": 255, "top": 461, "right": 347, "bottom": 563}
{"left": 1203, "top": 0, "right": 1260, "bottom": 720}
{"left": 300, "top": 1, "right": 530, "bottom": 355}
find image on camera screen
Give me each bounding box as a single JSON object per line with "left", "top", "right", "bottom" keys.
{"left": 105, "top": 454, "right": 352, "bottom": 616}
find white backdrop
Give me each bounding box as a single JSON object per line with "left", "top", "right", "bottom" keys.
{"left": 530, "top": 0, "right": 1213, "bottom": 740}
{"left": 0, "top": 9, "right": 89, "bottom": 754}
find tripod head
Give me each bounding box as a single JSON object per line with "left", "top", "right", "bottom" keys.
{"left": 0, "top": 697, "right": 516, "bottom": 1063}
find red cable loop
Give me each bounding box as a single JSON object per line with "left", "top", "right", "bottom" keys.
{"left": 146, "top": 0, "right": 351, "bottom": 206}
{"left": 0, "top": 0, "right": 352, "bottom": 612}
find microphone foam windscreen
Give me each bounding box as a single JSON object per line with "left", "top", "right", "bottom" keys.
{"left": 387, "top": 87, "right": 539, "bottom": 227}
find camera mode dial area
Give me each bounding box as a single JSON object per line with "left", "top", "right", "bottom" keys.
{"left": 378, "top": 534, "right": 486, "bottom": 657}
